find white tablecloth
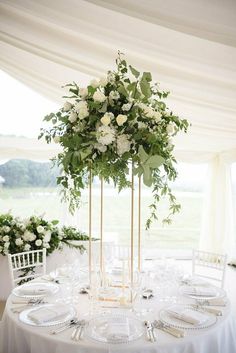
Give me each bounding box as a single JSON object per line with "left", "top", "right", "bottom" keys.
{"left": 1, "top": 280, "right": 236, "bottom": 353}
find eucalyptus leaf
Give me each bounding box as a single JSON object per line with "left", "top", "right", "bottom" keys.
{"left": 129, "top": 65, "right": 140, "bottom": 78}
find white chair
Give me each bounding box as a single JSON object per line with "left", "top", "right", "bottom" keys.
{"left": 192, "top": 249, "right": 227, "bottom": 288}
{"left": 8, "top": 249, "right": 46, "bottom": 288}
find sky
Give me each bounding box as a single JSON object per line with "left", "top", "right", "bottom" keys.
{"left": 0, "top": 70, "right": 59, "bottom": 138}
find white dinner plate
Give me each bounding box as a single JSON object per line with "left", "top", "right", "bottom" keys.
{"left": 12, "top": 282, "right": 59, "bottom": 298}
{"left": 85, "top": 313, "right": 145, "bottom": 344}
{"left": 19, "top": 303, "right": 76, "bottom": 327}
{"left": 179, "top": 285, "right": 226, "bottom": 300}
{"left": 159, "top": 304, "right": 217, "bottom": 330}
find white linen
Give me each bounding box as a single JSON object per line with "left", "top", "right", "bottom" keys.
{"left": 167, "top": 306, "right": 208, "bottom": 325}
{"left": 27, "top": 305, "right": 69, "bottom": 324}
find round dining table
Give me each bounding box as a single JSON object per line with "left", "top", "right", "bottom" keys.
{"left": 1, "top": 273, "right": 236, "bottom": 353}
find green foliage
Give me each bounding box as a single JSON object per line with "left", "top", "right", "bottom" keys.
{"left": 39, "top": 53, "right": 189, "bottom": 229}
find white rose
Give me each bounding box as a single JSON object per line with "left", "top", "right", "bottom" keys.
{"left": 93, "top": 91, "right": 106, "bottom": 103}
{"left": 79, "top": 87, "right": 88, "bottom": 99}
{"left": 109, "top": 91, "right": 120, "bottom": 100}
{"left": 94, "top": 143, "right": 107, "bottom": 153}
{"left": 107, "top": 72, "right": 116, "bottom": 84}
{"left": 166, "top": 123, "right": 175, "bottom": 135}
{"left": 99, "top": 77, "right": 108, "bottom": 87}
{"left": 24, "top": 244, "right": 31, "bottom": 251}
{"left": 63, "top": 101, "right": 72, "bottom": 112}
{"left": 37, "top": 225, "right": 44, "bottom": 234}
{"left": 4, "top": 242, "right": 10, "bottom": 249}
{"left": 78, "top": 107, "right": 89, "bottom": 120}
{"left": 2, "top": 235, "right": 9, "bottom": 242}
{"left": 116, "top": 114, "right": 127, "bottom": 126}
{"left": 15, "top": 238, "right": 23, "bottom": 246}
{"left": 3, "top": 226, "right": 10, "bottom": 233}
{"left": 29, "top": 233, "right": 36, "bottom": 242}
{"left": 100, "top": 112, "right": 112, "bottom": 126}
{"left": 143, "top": 106, "right": 154, "bottom": 118}
{"left": 154, "top": 111, "right": 162, "bottom": 122}
{"left": 74, "top": 101, "right": 88, "bottom": 112}
{"left": 97, "top": 125, "right": 116, "bottom": 146}
{"left": 53, "top": 136, "right": 60, "bottom": 144}
{"left": 44, "top": 230, "right": 51, "bottom": 243}
{"left": 117, "top": 134, "right": 131, "bottom": 156}
{"left": 68, "top": 112, "right": 78, "bottom": 123}
{"left": 90, "top": 79, "right": 100, "bottom": 88}
{"left": 122, "top": 103, "right": 132, "bottom": 111}
{"left": 35, "top": 239, "right": 42, "bottom": 247}
{"left": 138, "top": 121, "right": 146, "bottom": 129}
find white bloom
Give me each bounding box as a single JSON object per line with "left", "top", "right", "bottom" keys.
{"left": 116, "top": 114, "right": 127, "bottom": 126}
{"left": 79, "top": 87, "right": 88, "bottom": 99}
{"left": 4, "top": 242, "right": 10, "bottom": 249}
{"left": 15, "top": 238, "right": 23, "bottom": 246}
{"left": 154, "top": 111, "right": 162, "bottom": 122}
{"left": 97, "top": 125, "right": 116, "bottom": 146}
{"left": 117, "top": 134, "right": 131, "bottom": 156}
{"left": 35, "top": 239, "right": 42, "bottom": 247}
{"left": 68, "top": 111, "right": 78, "bottom": 123}
{"left": 2, "top": 235, "right": 9, "bottom": 242}
{"left": 74, "top": 101, "right": 88, "bottom": 112}
{"left": 3, "top": 226, "right": 10, "bottom": 233}
{"left": 53, "top": 136, "right": 60, "bottom": 143}
{"left": 93, "top": 91, "right": 106, "bottom": 103}
{"left": 94, "top": 143, "right": 107, "bottom": 153}
{"left": 107, "top": 72, "right": 116, "bottom": 84}
{"left": 109, "top": 91, "right": 120, "bottom": 100}
{"left": 78, "top": 107, "right": 89, "bottom": 120}
{"left": 44, "top": 230, "right": 51, "bottom": 243}
{"left": 99, "top": 77, "right": 108, "bottom": 87}
{"left": 166, "top": 122, "right": 175, "bottom": 135}
{"left": 23, "top": 231, "right": 36, "bottom": 242}
{"left": 90, "top": 79, "right": 100, "bottom": 88}
{"left": 43, "top": 243, "right": 50, "bottom": 249}
{"left": 101, "top": 112, "right": 114, "bottom": 126}
{"left": 58, "top": 235, "right": 63, "bottom": 240}
{"left": 24, "top": 244, "right": 31, "bottom": 251}
{"left": 122, "top": 103, "right": 132, "bottom": 111}
{"left": 143, "top": 106, "right": 154, "bottom": 118}
{"left": 63, "top": 101, "right": 72, "bottom": 112}
{"left": 72, "top": 125, "right": 81, "bottom": 132}
{"left": 138, "top": 121, "right": 146, "bottom": 129}
{"left": 37, "top": 225, "right": 44, "bottom": 234}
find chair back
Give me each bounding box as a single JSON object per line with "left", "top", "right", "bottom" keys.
{"left": 192, "top": 249, "right": 227, "bottom": 288}
{"left": 8, "top": 249, "right": 46, "bottom": 288}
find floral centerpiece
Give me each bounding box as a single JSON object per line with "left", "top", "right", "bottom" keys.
{"left": 39, "top": 53, "right": 189, "bottom": 227}
{"left": 0, "top": 213, "right": 91, "bottom": 256}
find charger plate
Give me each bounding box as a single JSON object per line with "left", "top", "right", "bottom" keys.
{"left": 13, "top": 282, "right": 59, "bottom": 298}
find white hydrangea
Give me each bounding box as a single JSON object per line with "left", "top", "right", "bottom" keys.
{"left": 37, "top": 225, "right": 44, "bottom": 234}
{"left": 74, "top": 101, "right": 88, "bottom": 112}
{"left": 154, "top": 111, "right": 162, "bottom": 122}
{"left": 63, "top": 101, "right": 73, "bottom": 112}
{"left": 24, "top": 244, "right": 31, "bottom": 251}
{"left": 79, "top": 87, "right": 88, "bottom": 99}
{"left": 68, "top": 112, "right": 78, "bottom": 123}
{"left": 35, "top": 239, "right": 42, "bottom": 246}
{"left": 94, "top": 143, "right": 107, "bottom": 153}
{"left": 122, "top": 103, "right": 132, "bottom": 111}
{"left": 101, "top": 112, "right": 114, "bottom": 126}
{"left": 90, "top": 79, "right": 100, "bottom": 88}
{"left": 116, "top": 114, "right": 127, "bottom": 126}
{"left": 109, "top": 91, "right": 120, "bottom": 100}
{"left": 97, "top": 125, "right": 116, "bottom": 146}
{"left": 3, "top": 226, "right": 10, "bottom": 233}
{"left": 78, "top": 107, "right": 89, "bottom": 120}
{"left": 166, "top": 122, "right": 175, "bottom": 135}
{"left": 2, "top": 235, "right": 9, "bottom": 242}
{"left": 4, "top": 241, "right": 10, "bottom": 249}
{"left": 99, "top": 77, "right": 108, "bottom": 87}
{"left": 44, "top": 230, "right": 51, "bottom": 243}
{"left": 117, "top": 134, "right": 131, "bottom": 156}
{"left": 138, "top": 121, "right": 146, "bottom": 129}
{"left": 15, "top": 238, "right": 23, "bottom": 246}
{"left": 93, "top": 91, "right": 106, "bottom": 103}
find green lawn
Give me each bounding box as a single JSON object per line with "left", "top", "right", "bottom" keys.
{"left": 0, "top": 186, "right": 203, "bottom": 249}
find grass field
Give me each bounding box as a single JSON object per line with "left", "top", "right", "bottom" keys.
{"left": 0, "top": 186, "right": 203, "bottom": 249}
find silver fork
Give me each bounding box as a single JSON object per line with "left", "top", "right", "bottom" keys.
{"left": 71, "top": 320, "right": 86, "bottom": 341}
{"left": 144, "top": 321, "right": 156, "bottom": 342}
{"left": 50, "top": 318, "right": 80, "bottom": 335}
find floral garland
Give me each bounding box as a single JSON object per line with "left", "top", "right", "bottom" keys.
{"left": 0, "top": 213, "right": 91, "bottom": 256}
{"left": 39, "top": 53, "right": 189, "bottom": 227}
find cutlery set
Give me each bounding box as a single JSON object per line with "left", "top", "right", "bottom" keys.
{"left": 11, "top": 299, "right": 47, "bottom": 313}
{"left": 50, "top": 318, "right": 86, "bottom": 341}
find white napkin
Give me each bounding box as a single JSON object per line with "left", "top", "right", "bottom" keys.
{"left": 28, "top": 305, "right": 69, "bottom": 324}
{"left": 107, "top": 317, "right": 130, "bottom": 341}
{"left": 206, "top": 298, "right": 227, "bottom": 306}
{"left": 184, "top": 286, "right": 217, "bottom": 297}
{"left": 167, "top": 305, "right": 208, "bottom": 325}
{"left": 18, "top": 285, "right": 49, "bottom": 296}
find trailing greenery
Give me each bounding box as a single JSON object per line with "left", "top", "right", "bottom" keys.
{"left": 39, "top": 53, "right": 189, "bottom": 228}
{"left": 0, "top": 213, "right": 92, "bottom": 256}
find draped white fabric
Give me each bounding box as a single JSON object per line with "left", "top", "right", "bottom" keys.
{"left": 0, "top": 0, "right": 236, "bottom": 256}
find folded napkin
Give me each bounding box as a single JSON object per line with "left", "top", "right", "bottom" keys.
{"left": 183, "top": 286, "right": 217, "bottom": 297}
{"left": 167, "top": 305, "right": 208, "bottom": 325}
{"left": 18, "top": 285, "right": 49, "bottom": 296}
{"left": 107, "top": 317, "right": 130, "bottom": 341}
{"left": 205, "top": 298, "right": 227, "bottom": 306}
{"left": 28, "top": 305, "right": 69, "bottom": 324}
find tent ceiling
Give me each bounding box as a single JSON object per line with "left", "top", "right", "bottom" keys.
{"left": 0, "top": 0, "right": 236, "bottom": 157}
